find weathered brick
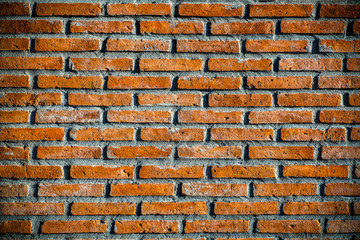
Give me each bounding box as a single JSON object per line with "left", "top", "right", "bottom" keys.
{"left": 319, "top": 110, "right": 360, "bottom": 123}
{"left": 281, "top": 128, "right": 345, "bottom": 141}
{"left": 319, "top": 40, "right": 360, "bottom": 52}
{"left": 0, "top": 38, "right": 30, "bottom": 51}
{"left": 35, "top": 38, "right": 100, "bottom": 52}
{"left": 37, "top": 146, "right": 101, "bottom": 159}
{"left": 354, "top": 202, "right": 360, "bottom": 214}
{"left": 182, "top": 183, "right": 247, "bottom": 197}
{"left": 0, "top": 110, "right": 28, "bottom": 123}
{"left": 108, "top": 76, "right": 171, "bottom": 89}
{"left": 278, "top": 93, "right": 341, "bottom": 106}
{"left": 327, "top": 220, "right": 360, "bottom": 233}
{"left": 318, "top": 76, "right": 360, "bottom": 89}
{"left": 257, "top": 220, "right": 320, "bottom": 233}
{"left": 208, "top": 59, "right": 272, "bottom": 71}
{"left": 212, "top": 165, "right": 276, "bottom": 178}
{"left": 211, "top": 128, "right": 274, "bottom": 141}
{"left": 354, "top": 21, "right": 360, "bottom": 34}
{"left": 178, "top": 76, "right": 241, "bottom": 90}
{"left": 351, "top": 128, "right": 360, "bottom": 140}
{"left": 140, "top": 58, "right": 202, "bottom": 71}
{"left": 347, "top": 58, "right": 360, "bottom": 71}
{"left": 107, "top": 110, "right": 171, "bottom": 123}
{"left": 283, "top": 202, "right": 349, "bottom": 215}
{"left": 38, "top": 183, "right": 103, "bottom": 197}
{"left": 115, "top": 220, "right": 178, "bottom": 234}
{"left": 349, "top": 94, "right": 360, "bottom": 106}
{"left": 0, "top": 220, "right": 32, "bottom": 234}
{"left": 36, "top": 3, "right": 101, "bottom": 16}
{"left": 141, "top": 21, "right": 204, "bottom": 34}
{"left": 108, "top": 3, "right": 171, "bottom": 16}
{"left": 283, "top": 165, "right": 348, "bottom": 178}
{"left": 70, "top": 165, "right": 134, "bottom": 179}
{"left": 35, "top": 110, "right": 100, "bottom": 123}
{"left": 214, "top": 201, "right": 278, "bottom": 215}
{"left": 249, "top": 146, "right": 314, "bottom": 159}
{"left": 281, "top": 20, "right": 345, "bottom": 34}
{"left": 0, "top": 92, "right": 61, "bottom": 106}
{"left": 41, "top": 220, "right": 107, "bottom": 233}
{"left": 139, "top": 93, "right": 202, "bottom": 106}
{"left": 249, "top": 4, "right": 313, "bottom": 17}
{"left": 177, "top": 146, "right": 242, "bottom": 159}
{"left": 179, "top": 110, "right": 242, "bottom": 123}
{"left": 320, "top": 4, "right": 360, "bottom": 18}
{"left": 325, "top": 183, "right": 360, "bottom": 196}
{"left": 71, "top": 202, "right": 135, "bottom": 215}
{"left": 185, "top": 219, "right": 249, "bottom": 233}
{"left": 0, "top": 146, "right": 29, "bottom": 160}
{"left": 68, "top": 93, "right": 132, "bottom": 106}
{"left": 0, "top": 202, "right": 64, "bottom": 215}
{"left": 279, "top": 58, "right": 342, "bottom": 71}
{"left": 70, "top": 128, "right": 134, "bottom": 141}
{"left": 177, "top": 40, "right": 239, "bottom": 53}
{"left": 0, "top": 20, "right": 63, "bottom": 33}
{"left": 249, "top": 110, "right": 313, "bottom": 124}
{"left": 211, "top": 21, "right": 273, "bottom": 35}
{"left": 70, "top": 20, "right": 133, "bottom": 33}
{"left": 0, "top": 165, "right": 63, "bottom": 179}
{"left": 140, "top": 165, "right": 204, "bottom": 179}
{"left": 247, "top": 76, "right": 312, "bottom": 89}
{"left": 0, "top": 56, "right": 63, "bottom": 70}
{"left": 70, "top": 58, "right": 133, "bottom": 71}
{"left": 178, "top": 4, "right": 243, "bottom": 17}
{"left": 37, "top": 75, "right": 102, "bottom": 89}
{"left": 0, "top": 184, "right": 28, "bottom": 197}
{"left": 209, "top": 94, "right": 272, "bottom": 107}
{"left": 107, "top": 146, "right": 171, "bottom": 159}
{"left": 142, "top": 202, "right": 207, "bottom": 215}
{"left": 255, "top": 183, "right": 317, "bottom": 196}
{"left": 110, "top": 183, "right": 174, "bottom": 196}
{"left": 322, "top": 146, "right": 360, "bottom": 159}
{"left": 246, "top": 40, "right": 309, "bottom": 52}
{"left": 0, "top": 128, "right": 64, "bottom": 141}
{"left": 107, "top": 38, "right": 170, "bottom": 52}
{"left": 0, "top": 74, "right": 29, "bottom": 88}
{"left": 0, "top": 2, "right": 30, "bottom": 15}
{"left": 141, "top": 128, "right": 205, "bottom": 141}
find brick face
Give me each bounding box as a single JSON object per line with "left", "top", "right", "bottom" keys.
{"left": 0, "top": 1, "right": 358, "bottom": 238}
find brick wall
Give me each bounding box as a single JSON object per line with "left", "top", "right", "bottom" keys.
{"left": 0, "top": 1, "right": 359, "bottom": 238}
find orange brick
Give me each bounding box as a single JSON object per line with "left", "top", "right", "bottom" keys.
{"left": 37, "top": 146, "right": 101, "bottom": 159}
{"left": 355, "top": 21, "right": 360, "bottom": 34}
{"left": 140, "top": 58, "right": 202, "bottom": 71}
{"left": 181, "top": 110, "right": 242, "bottom": 124}
{"left": 208, "top": 58, "right": 272, "bottom": 71}
{"left": 211, "top": 128, "right": 274, "bottom": 141}
{"left": 278, "top": 93, "right": 341, "bottom": 106}
{"left": 283, "top": 202, "right": 349, "bottom": 215}
{"left": 38, "top": 183, "right": 103, "bottom": 197}
{"left": 249, "top": 110, "right": 313, "bottom": 124}
{"left": 319, "top": 40, "right": 360, "bottom": 52}
{"left": 281, "top": 20, "right": 345, "bottom": 34}
{"left": 0, "top": 38, "right": 29, "bottom": 51}
{"left": 246, "top": 40, "right": 309, "bottom": 52}
{"left": 177, "top": 146, "right": 242, "bottom": 159}
{"left": 0, "top": 74, "right": 29, "bottom": 88}
{"left": 107, "top": 38, "right": 170, "bottom": 52}
{"left": 70, "top": 128, "right": 134, "bottom": 141}
{"left": 41, "top": 220, "right": 107, "bottom": 234}
{"left": 347, "top": 58, "right": 360, "bottom": 71}
{"left": 0, "top": 165, "right": 63, "bottom": 179}
{"left": 283, "top": 165, "right": 348, "bottom": 178}
{"left": 178, "top": 76, "right": 241, "bottom": 90}
{"left": 322, "top": 146, "right": 360, "bottom": 159}
{"left": 357, "top": 166, "right": 360, "bottom": 178}
{"left": 0, "top": 184, "right": 28, "bottom": 197}
{"left": 211, "top": 21, "right": 273, "bottom": 35}
{"left": 177, "top": 40, "right": 239, "bottom": 53}
{"left": 320, "top": 4, "right": 360, "bottom": 18}
{"left": 37, "top": 75, "right": 102, "bottom": 89}
{"left": 35, "top": 110, "right": 100, "bottom": 123}
{"left": 327, "top": 220, "right": 360, "bottom": 233}
{"left": 107, "top": 146, "right": 171, "bottom": 159}
{"left": 182, "top": 183, "right": 247, "bottom": 197}
{"left": 0, "top": 20, "right": 62, "bottom": 33}
{"left": 71, "top": 202, "right": 135, "bottom": 215}
{"left": 281, "top": 128, "right": 345, "bottom": 141}
{"left": 35, "top": 38, "right": 100, "bottom": 52}
{"left": 185, "top": 219, "right": 249, "bottom": 233}
{"left": 318, "top": 76, "right": 360, "bottom": 89}
{"left": 257, "top": 220, "right": 320, "bottom": 233}
{"left": 0, "top": 56, "right": 63, "bottom": 70}
{"left": 0, "top": 220, "right": 32, "bottom": 234}
{"left": 70, "top": 58, "right": 132, "bottom": 71}
{"left": 214, "top": 201, "right": 278, "bottom": 215}
{"left": 115, "top": 220, "right": 178, "bottom": 234}
{"left": 351, "top": 128, "right": 360, "bottom": 140}
{"left": 139, "top": 93, "right": 201, "bottom": 106}
{"left": 212, "top": 165, "right": 276, "bottom": 178}
{"left": 0, "top": 2, "right": 30, "bottom": 15}
{"left": 107, "top": 110, "right": 171, "bottom": 123}
{"left": 36, "top": 3, "right": 101, "bottom": 16}
{"left": 0, "top": 202, "right": 64, "bottom": 215}
{"left": 0, "top": 146, "right": 29, "bottom": 160}
{"left": 70, "top": 20, "right": 133, "bottom": 33}
{"left": 249, "top": 4, "right": 313, "bottom": 17}
{"left": 249, "top": 146, "right": 314, "bottom": 159}
{"left": 0, "top": 128, "right": 64, "bottom": 141}
{"left": 142, "top": 202, "right": 207, "bottom": 215}
{"left": 110, "top": 183, "right": 174, "bottom": 196}
{"left": 349, "top": 94, "right": 360, "bottom": 106}
{"left": 320, "top": 110, "right": 360, "bottom": 123}
{"left": 141, "top": 128, "right": 204, "bottom": 141}
{"left": 279, "top": 58, "right": 342, "bottom": 71}
{"left": 68, "top": 93, "right": 132, "bottom": 106}
{"left": 325, "top": 183, "right": 360, "bottom": 196}
{"left": 0, "top": 92, "right": 61, "bottom": 106}
{"left": 70, "top": 165, "right": 134, "bottom": 179}
{"left": 247, "top": 76, "right": 312, "bottom": 89}
{"left": 140, "top": 165, "right": 204, "bottom": 179}
{"left": 255, "top": 183, "right": 317, "bottom": 196}
{"left": 108, "top": 3, "right": 170, "bottom": 16}
{"left": 354, "top": 202, "right": 360, "bottom": 214}
{"left": 178, "top": 3, "right": 243, "bottom": 17}
{"left": 0, "top": 110, "right": 28, "bottom": 123}
{"left": 108, "top": 76, "right": 171, "bottom": 89}
{"left": 209, "top": 94, "right": 272, "bottom": 107}
{"left": 140, "top": 21, "right": 204, "bottom": 34}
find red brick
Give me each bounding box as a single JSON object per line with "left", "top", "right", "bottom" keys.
{"left": 177, "top": 40, "right": 239, "bottom": 53}
{"left": 327, "top": 220, "right": 360, "bottom": 233}
{"left": 0, "top": 74, "right": 29, "bottom": 88}
{"left": 319, "top": 40, "right": 360, "bottom": 52}
{"left": 278, "top": 93, "right": 341, "bottom": 106}
{"left": 70, "top": 21, "right": 133, "bottom": 34}
{"left": 115, "top": 220, "right": 178, "bottom": 234}
{"left": 41, "top": 220, "right": 107, "bottom": 233}
{"left": 139, "top": 93, "right": 201, "bottom": 106}
{"left": 0, "top": 2, "right": 30, "bottom": 15}
{"left": 38, "top": 183, "right": 103, "bottom": 197}
{"left": 209, "top": 94, "right": 272, "bottom": 107}
{"left": 69, "top": 93, "right": 131, "bottom": 106}
{"left": 212, "top": 165, "right": 276, "bottom": 178}
{"left": 178, "top": 4, "right": 243, "bottom": 17}
{"left": 246, "top": 40, "right": 309, "bottom": 53}
{"left": 107, "top": 38, "right": 170, "bottom": 52}
{"left": 142, "top": 202, "right": 207, "bottom": 215}
{"left": 249, "top": 110, "right": 313, "bottom": 124}
{"left": 322, "top": 146, "right": 360, "bottom": 159}
{"left": 0, "top": 20, "right": 63, "bottom": 33}
{"left": 257, "top": 220, "right": 320, "bottom": 233}
{"left": 351, "top": 128, "right": 360, "bottom": 140}
{"left": 185, "top": 219, "right": 249, "bottom": 233}
{"left": 108, "top": 76, "right": 171, "bottom": 89}
{"left": 0, "top": 202, "right": 64, "bottom": 215}
{"left": 0, "top": 165, "right": 63, "bottom": 179}
{"left": 0, "top": 92, "right": 61, "bottom": 106}
{"left": 249, "top": 4, "right": 313, "bottom": 17}
{"left": 208, "top": 58, "right": 272, "bottom": 71}
{"left": 0, "top": 184, "right": 28, "bottom": 197}
{"left": 178, "top": 146, "right": 242, "bottom": 159}
{"left": 0, "top": 146, "right": 29, "bottom": 160}
{"left": 70, "top": 128, "right": 134, "bottom": 141}
{"left": 214, "top": 201, "right": 278, "bottom": 215}
{"left": 108, "top": 3, "right": 170, "bottom": 16}
{"left": 325, "top": 183, "right": 360, "bottom": 196}
{"left": 71, "top": 202, "right": 135, "bottom": 215}
{"left": 255, "top": 183, "right": 317, "bottom": 196}
{"left": 110, "top": 183, "right": 174, "bottom": 196}
{"left": 182, "top": 183, "right": 247, "bottom": 197}
{"left": 0, "top": 110, "right": 28, "bottom": 123}
{"left": 279, "top": 58, "right": 342, "bottom": 71}
{"left": 178, "top": 76, "right": 241, "bottom": 90}
{"left": 141, "top": 128, "right": 205, "bottom": 141}
{"left": 318, "top": 76, "right": 360, "bottom": 89}
{"left": 320, "top": 110, "right": 360, "bottom": 123}
{"left": 140, "top": 58, "right": 202, "bottom": 71}
{"left": 179, "top": 110, "right": 242, "bottom": 123}
{"left": 349, "top": 94, "right": 360, "bottom": 106}
{"left": 140, "top": 165, "right": 204, "bottom": 179}
{"left": 320, "top": 4, "right": 360, "bottom": 18}
{"left": 0, "top": 220, "right": 32, "bottom": 234}
{"left": 211, "top": 128, "right": 274, "bottom": 141}
{"left": 283, "top": 202, "right": 349, "bottom": 215}
{"left": 35, "top": 38, "right": 100, "bottom": 52}
{"left": 70, "top": 165, "right": 134, "bottom": 179}
{"left": 35, "top": 110, "right": 100, "bottom": 123}
{"left": 347, "top": 58, "right": 360, "bottom": 71}
{"left": 37, "top": 146, "right": 101, "bottom": 159}
{"left": 211, "top": 21, "right": 273, "bottom": 35}
{"left": 283, "top": 165, "right": 348, "bottom": 178}
{"left": 247, "top": 76, "right": 312, "bottom": 89}
{"left": 37, "top": 75, "right": 102, "bottom": 89}
{"left": 355, "top": 21, "right": 360, "bottom": 34}
{"left": 281, "top": 20, "right": 345, "bottom": 34}
{"left": 0, "top": 128, "right": 64, "bottom": 141}
{"left": 0, "top": 38, "right": 29, "bottom": 51}
{"left": 140, "top": 21, "right": 204, "bottom": 34}
{"left": 36, "top": 3, "right": 101, "bottom": 16}
{"left": 249, "top": 146, "right": 314, "bottom": 159}
{"left": 0, "top": 56, "right": 63, "bottom": 70}
{"left": 107, "top": 110, "right": 171, "bottom": 123}
{"left": 70, "top": 58, "right": 132, "bottom": 71}
{"left": 107, "top": 146, "right": 171, "bottom": 159}
{"left": 281, "top": 128, "right": 345, "bottom": 141}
